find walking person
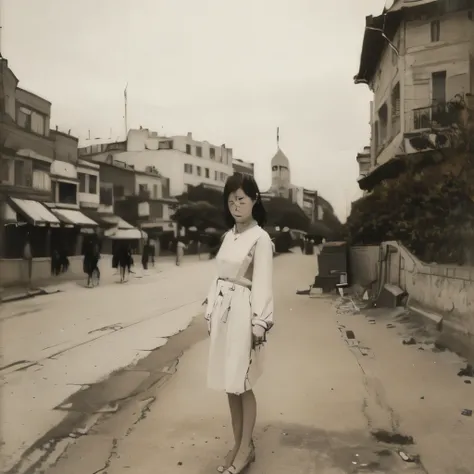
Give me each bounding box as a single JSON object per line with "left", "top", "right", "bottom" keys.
{"left": 118, "top": 244, "right": 131, "bottom": 282}
{"left": 23, "top": 237, "right": 33, "bottom": 287}
{"left": 141, "top": 242, "right": 149, "bottom": 270}
{"left": 204, "top": 173, "right": 274, "bottom": 474}
{"left": 175, "top": 238, "right": 187, "bottom": 266}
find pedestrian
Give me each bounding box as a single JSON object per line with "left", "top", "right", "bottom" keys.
{"left": 142, "top": 242, "right": 149, "bottom": 270}
{"left": 175, "top": 238, "right": 186, "bottom": 266}
{"left": 23, "top": 237, "right": 33, "bottom": 286}
{"left": 118, "top": 244, "right": 131, "bottom": 282}
{"left": 204, "top": 172, "right": 274, "bottom": 474}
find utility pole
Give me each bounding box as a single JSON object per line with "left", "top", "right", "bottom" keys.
{"left": 124, "top": 83, "right": 128, "bottom": 139}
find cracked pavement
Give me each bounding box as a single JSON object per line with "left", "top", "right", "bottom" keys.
{"left": 3, "top": 252, "right": 474, "bottom": 474}
{"left": 0, "top": 258, "right": 213, "bottom": 474}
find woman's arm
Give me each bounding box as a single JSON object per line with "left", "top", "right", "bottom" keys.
{"left": 250, "top": 233, "right": 274, "bottom": 332}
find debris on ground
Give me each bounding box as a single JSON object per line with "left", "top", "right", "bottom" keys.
{"left": 335, "top": 296, "right": 365, "bottom": 315}
{"left": 386, "top": 323, "right": 395, "bottom": 329}
{"left": 402, "top": 337, "right": 416, "bottom": 345}
{"left": 458, "top": 365, "right": 474, "bottom": 377}
{"left": 461, "top": 409, "right": 472, "bottom": 417}
{"left": 465, "top": 380, "right": 472, "bottom": 384}
{"left": 398, "top": 451, "right": 416, "bottom": 462}
{"left": 368, "top": 319, "right": 376, "bottom": 324}
{"left": 296, "top": 288, "right": 310, "bottom": 295}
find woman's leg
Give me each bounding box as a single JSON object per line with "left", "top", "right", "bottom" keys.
{"left": 228, "top": 394, "right": 244, "bottom": 453}
{"left": 227, "top": 390, "right": 256, "bottom": 471}
{"left": 217, "top": 394, "right": 243, "bottom": 472}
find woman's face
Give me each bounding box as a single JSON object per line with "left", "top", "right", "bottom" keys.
{"left": 228, "top": 188, "right": 255, "bottom": 223}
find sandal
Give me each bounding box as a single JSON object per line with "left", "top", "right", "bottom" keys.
{"left": 216, "top": 440, "right": 255, "bottom": 473}
{"left": 222, "top": 442, "right": 256, "bottom": 474}
{"left": 216, "top": 449, "right": 235, "bottom": 473}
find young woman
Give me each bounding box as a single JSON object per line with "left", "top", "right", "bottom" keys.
{"left": 204, "top": 173, "right": 274, "bottom": 474}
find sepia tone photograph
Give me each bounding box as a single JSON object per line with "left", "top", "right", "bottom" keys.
{"left": 0, "top": 0, "right": 473, "bottom": 473}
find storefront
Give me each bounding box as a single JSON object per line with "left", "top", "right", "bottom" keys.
{"left": 2, "top": 197, "right": 60, "bottom": 258}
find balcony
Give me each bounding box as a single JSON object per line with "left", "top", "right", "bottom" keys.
{"left": 413, "top": 101, "right": 462, "bottom": 130}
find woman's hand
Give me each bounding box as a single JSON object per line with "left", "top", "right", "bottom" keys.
{"left": 252, "top": 325, "right": 266, "bottom": 348}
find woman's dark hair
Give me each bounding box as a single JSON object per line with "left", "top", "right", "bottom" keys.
{"left": 223, "top": 172, "right": 267, "bottom": 228}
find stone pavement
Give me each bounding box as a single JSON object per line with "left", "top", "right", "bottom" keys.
{"left": 41, "top": 252, "right": 474, "bottom": 474}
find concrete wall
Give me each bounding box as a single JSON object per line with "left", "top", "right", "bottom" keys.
{"left": 349, "top": 245, "right": 379, "bottom": 286}
{"left": 351, "top": 241, "right": 474, "bottom": 362}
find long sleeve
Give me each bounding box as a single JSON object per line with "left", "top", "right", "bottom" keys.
{"left": 250, "top": 233, "right": 274, "bottom": 332}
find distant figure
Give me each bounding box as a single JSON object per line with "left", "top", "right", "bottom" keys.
{"left": 142, "top": 242, "right": 150, "bottom": 270}
{"left": 23, "top": 238, "right": 33, "bottom": 286}
{"left": 118, "top": 244, "right": 133, "bottom": 282}
{"left": 176, "top": 238, "right": 187, "bottom": 266}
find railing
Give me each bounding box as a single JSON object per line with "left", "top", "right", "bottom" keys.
{"left": 413, "top": 101, "right": 461, "bottom": 130}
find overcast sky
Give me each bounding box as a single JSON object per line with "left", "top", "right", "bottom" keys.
{"left": 2, "top": 0, "right": 385, "bottom": 221}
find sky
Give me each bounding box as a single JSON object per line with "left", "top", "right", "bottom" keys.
{"left": 2, "top": 0, "right": 385, "bottom": 221}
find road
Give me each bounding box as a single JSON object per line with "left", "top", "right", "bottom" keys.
{"left": 0, "top": 256, "right": 213, "bottom": 474}
{"left": 2, "top": 252, "right": 474, "bottom": 474}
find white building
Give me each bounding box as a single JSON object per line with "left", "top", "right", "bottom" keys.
{"left": 122, "top": 129, "right": 234, "bottom": 196}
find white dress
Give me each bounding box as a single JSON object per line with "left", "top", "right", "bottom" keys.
{"left": 204, "top": 224, "right": 274, "bottom": 395}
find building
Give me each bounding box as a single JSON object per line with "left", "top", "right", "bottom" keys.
{"left": 354, "top": 0, "right": 474, "bottom": 192}
{"left": 0, "top": 59, "right": 98, "bottom": 262}
{"left": 79, "top": 129, "right": 235, "bottom": 197}
{"left": 232, "top": 158, "right": 255, "bottom": 176}
{"left": 81, "top": 153, "right": 178, "bottom": 252}
{"left": 261, "top": 144, "right": 322, "bottom": 224}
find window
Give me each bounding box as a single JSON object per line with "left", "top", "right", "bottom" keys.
{"left": 196, "top": 146, "right": 202, "bottom": 157}
{"left": 14, "top": 159, "right": 33, "bottom": 187}
{"left": 377, "top": 103, "right": 388, "bottom": 147}
{"left": 78, "top": 173, "right": 87, "bottom": 192}
{"left": 391, "top": 82, "right": 401, "bottom": 137}
{"left": 205, "top": 168, "right": 210, "bottom": 178}
{"left": 0, "top": 157, "right": 12, "bottom": 184}
{"left": 197, "top": 166, "right": 202, "bottom": 176}
{"left": 184, "top": 163, "right": 193, "bottom": 173}
{"left": 186, "top": 144, "right": 192, "bottom": 154}
{"left": 31, "top": 112, "right": 45, "bottom": 135}
{"left": 17, "top": 106, "right": 32, "bottom": 130}
{"left": 138, "top": 184, "right": 148, "bottom": 196}
{"left": 89, "top": 175, "right": 98, "bottom": 194}
{"left": 214, "top": 170, "right": 218, "bottom": 180}
{"left": 210, "top": 148, "right": 215, "bottom": 159}
{"left": 158, "top": 140, "right": 173, "bottom": 149}
{"left": 430, "top": 20, "right": 440, "bottom": 42}
{"left": 58, "top": 182, "right": 77, "bottom": 205}
{"left": 432, "top": 70, "right": 447, "bottom": 123}
{"left": 153, "top": 184, "right": 158, "bottom": 199}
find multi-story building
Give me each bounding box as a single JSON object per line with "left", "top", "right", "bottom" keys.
{"left": 80, "top": 153, "right": 178, "bottom": 252}
{"left": 232, "top": 158, "right": 255, "bottom": 176}
{"left": 354, "top": 0, "right": 474, "bottom": 192}
{"left": 0, "top": 58, "right": 100, "bottom": 287}
{"left": 79, "top": 129, "right": 234, "bottom": 197}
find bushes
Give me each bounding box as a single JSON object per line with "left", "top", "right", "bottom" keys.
{"left": 346, "top": 153, "right": 474, "bottom": 264}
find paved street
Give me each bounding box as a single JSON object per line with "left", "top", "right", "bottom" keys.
{"left": 0, "top": 256, "right": 213, "bottom": 474}
{"left": 2, "top": 252, "right": 473, "bottom": 474}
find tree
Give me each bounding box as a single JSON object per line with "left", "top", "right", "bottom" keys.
{"left": 171, "top": 201, "right": 225, "bottom": 231}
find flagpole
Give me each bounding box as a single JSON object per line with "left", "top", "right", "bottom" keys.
{"left": 124, "top": 83, "right": 128, "bottom": 139}
{"left": 277, "top": 127, "right": 280, "bottom": 148}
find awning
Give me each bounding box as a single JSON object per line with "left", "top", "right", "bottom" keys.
{"left": 51, "top": 208, "right": 98, "bottom": 227}
{"left": 8, "top": 198, "right": 60, "bottom": 227}
{"left": 108, "top": 228, "right": 147, "bottom": 240}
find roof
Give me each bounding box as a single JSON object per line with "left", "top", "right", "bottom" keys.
{"left": 354, "top": 0, "right": 437, "bottom": 85}
{"left": 271, "top": 148, "right": 290, "bottom": 167}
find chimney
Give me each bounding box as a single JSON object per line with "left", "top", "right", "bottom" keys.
{"left": 187, "top": 132, "right": 192, "bottom": 139}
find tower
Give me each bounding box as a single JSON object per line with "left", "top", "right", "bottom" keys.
{"left": 270, "top": 128, "right": 291, "bottom": 198}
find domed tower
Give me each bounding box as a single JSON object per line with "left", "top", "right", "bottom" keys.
{"left": 271, "top": 129, "right": 291, "bottom": 198}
